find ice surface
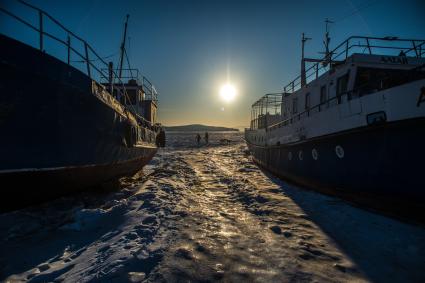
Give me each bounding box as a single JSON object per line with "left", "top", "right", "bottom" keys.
{"left": 1, "top": 132, "right": 424, "bottom": 282}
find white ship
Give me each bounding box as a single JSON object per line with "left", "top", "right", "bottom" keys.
{"left": 245, "top": 33, "right": 425, "bottom": 212}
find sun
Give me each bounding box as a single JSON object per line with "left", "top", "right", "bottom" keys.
{"left": 220, "top": 83, "right": 237, "bottom": 102}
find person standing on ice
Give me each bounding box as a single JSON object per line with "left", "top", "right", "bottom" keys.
{"left": 204, "top": 132, "right": 209, "bottom": 144}
{"left": 196, "top": 133, "right": 201, "bottom": 146}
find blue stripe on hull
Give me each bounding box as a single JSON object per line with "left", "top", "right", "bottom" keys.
{"left": 247, "top": 118, "right": 425, "bottom": 207}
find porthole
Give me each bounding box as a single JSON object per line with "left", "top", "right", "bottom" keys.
{"left": 298, "top": 150, "right": 303, "bottom": 160}
{"left": 335, "top": 145, "right": 344, "bottom": 159}
{"left": 288, "top": 152, "right": 292, "bottom": 160}
{"left": 312, "top": 148, "right": 318, "bottom": 160}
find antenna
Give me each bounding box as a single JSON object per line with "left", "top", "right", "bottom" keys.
{"left": 301, "top": 33, "right": 311, "bottom": 87}
{"left": 323, "top": 18, "right": 333, "bottom": 67}
{"left": 118, "top": 14, "right": 130, "bottom": 79}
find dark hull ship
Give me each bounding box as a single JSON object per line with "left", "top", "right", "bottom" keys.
{"left": 0, "top": 2, "right": 161, "bottom": 210}
{"left": 245, "top": 34, "right": 425, "bottom": 216}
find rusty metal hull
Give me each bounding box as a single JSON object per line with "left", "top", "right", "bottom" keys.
{"left": 0, "top": 35, "right": 158, "bottom": 210}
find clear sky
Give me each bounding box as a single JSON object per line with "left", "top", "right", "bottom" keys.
{"left": 2, "top": 0, "right": 425, "bottom": 128}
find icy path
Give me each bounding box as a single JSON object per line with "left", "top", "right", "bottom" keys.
{"left": 146, "top": 148, "right": 364, "bottom": 282}
{"left": 1, "top": 142, "right": 425, "bottom": 282}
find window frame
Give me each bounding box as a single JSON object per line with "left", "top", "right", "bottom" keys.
{"left": 320, "top": 85, "right": 327, "bottom": 104}
{"left": 336, "top": 72, "right": 350, "bottom": 104}
{"left": 292, "top": 97, "right": 298, "bottom": 114}
{"left": 305, "top": 93, "right": 311, "bottom": 110}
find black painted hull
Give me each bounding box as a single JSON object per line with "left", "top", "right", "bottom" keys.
{"left": 0, "top": 35, "right": 157, "bottom": 210}
{"left": 247, "top": 118, "right": 425, "bottom": 217}
{"left": 0, "top": 152, "right": 156, "bottom": 211}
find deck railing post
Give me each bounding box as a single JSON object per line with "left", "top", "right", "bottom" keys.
{"left": 84, "top": 42, "right": 91, "bottom": 78}
{"left": 345, "top": 40, "right": 349, "bottom": 59}
{"left": 412, "top": 41, "right": 419, "bottom": 58}
{"left": 315, "top": 64, "right": 318, "bottom": 79}
{"left": 67, "top": 35, "right": 70, "bottom": 64}
{"left": 108, "top": 61, "right": 114, "bottom": 95}
{"left": 39, "top": 11, "right": 43, "bottom": 51}
{"left": 366, "top": 38, "right": 372, "bottom": 54}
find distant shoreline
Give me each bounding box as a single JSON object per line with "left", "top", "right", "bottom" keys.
{"left": 164, "top": 124, "right": 239, "bottom": 132}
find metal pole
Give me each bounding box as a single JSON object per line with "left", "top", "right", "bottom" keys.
{"left": 265, "top": 96, "right": 268, "bottom": 129}
{"left": 39, "top": 11, "right": 43, "bottom": 51}
{"left": 412, "top": 41, "right": 419, "bottom": 58}
{"left": 250, "top": 109, "right": 253, "bottom": 129}
{"left": 366, "top": 38, "right": 372, "bottom": 54}
{"left": 345, "top": 39, "right": 349, "bottom": 59}
{"left": 119, "top": 14, "right": 129, "bottom": 79}
{"left": 315, "top": 64, "right": 318, "bottom": 79}
{"left": 108, "top": 61, "right": 114, "bottom": 95}
{"left": 301, "top": 33, "right": 311, "bottom": 87}
{"left": 84, "top": 42, "right": 91, "bottom": 78}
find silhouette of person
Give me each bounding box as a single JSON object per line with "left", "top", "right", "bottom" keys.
{"left": 196, "top": 133, "right": 201, "bottom": 146}
{"left": 204, "top": 132, "right": 209, "bottom": 144}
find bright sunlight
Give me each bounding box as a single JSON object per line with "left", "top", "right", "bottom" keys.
{"left": 219, "top": 83, "right": 237, "bottom": 102}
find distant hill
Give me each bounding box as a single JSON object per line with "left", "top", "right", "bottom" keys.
{"left": 164, "top": 124, "right": 239, "bottom": 132}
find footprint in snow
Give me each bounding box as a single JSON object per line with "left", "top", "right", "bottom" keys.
{"left": 270, "top": 225, "right": 282, "bottom": 234}
{"left": 175, "top": 248, "right": 194, "bottom": 260}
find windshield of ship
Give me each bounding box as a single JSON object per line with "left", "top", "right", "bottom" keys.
{"left": 354, "top": 66, "right": 425, "bottom": 96}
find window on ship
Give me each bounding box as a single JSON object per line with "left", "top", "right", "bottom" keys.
{"left": 320, "top": 85, "right": 327, "bottom": 105}
{"left": 292, "top": 98, "right": 298, "bottom": 114}
{"left": 305, "top": 93, "right": 310, "bottom": 110}
{"left": 336, "top": 72, "right": 350, "bottom": 104}
{"left": 139, "top": 92, "right": 143, "bottom": 106}
{"left": 354, "top": 67, "right": 425, "bottom": 96}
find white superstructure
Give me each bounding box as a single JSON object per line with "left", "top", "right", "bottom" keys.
{"left": 246, "top": 36, "right": 425, "bottom": 147}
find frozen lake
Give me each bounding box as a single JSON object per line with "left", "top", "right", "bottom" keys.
{"left": 1, "top": 132, "right": 424, "bottom": 282}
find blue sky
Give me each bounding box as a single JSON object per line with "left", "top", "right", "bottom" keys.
{"left": 1, "top": 0, "right": 425, "bottom": 127}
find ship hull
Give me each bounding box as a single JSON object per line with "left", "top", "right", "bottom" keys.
{"left": 246, "top": 118, "right": 425, "bottom": 217}
{"left": 0, "top": 152, "right": 155, "bottom": 211}
{"left": 0, "top": 35, "right": 157, "bottom": 210}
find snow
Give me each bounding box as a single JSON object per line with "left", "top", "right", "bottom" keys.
{"left": 1, "top": 132, "right": 425, "bottom": 282}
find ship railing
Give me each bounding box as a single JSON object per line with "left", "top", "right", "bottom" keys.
{"left": 99, "top": 67, "right": 158, "bottom": 103}
{"left": 0, "top": 0, "right": 155, "bottom": 128}
{"left": 265, "top": 90, "right": 352, "bottom": 132}
{"left": 283, "top": 36, "right": 425, "bottom": 95}
{"left": 249, "top": 93, "right": 284, "bottom": 130}
{"left": 142, "top": 77, "right": 158, "bottom": 103}
{"left": 100, "top": 68, "right": 140, "bottom": 82}
{"left": 265, "top": 62, "right": 425, "bottom": 132}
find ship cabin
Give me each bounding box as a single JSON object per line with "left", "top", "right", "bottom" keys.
{"left": 102, "top": 68, "right": 158, "bottom": 126}
{"left": 246, "top": 36, "right": 425, "bottom": 146}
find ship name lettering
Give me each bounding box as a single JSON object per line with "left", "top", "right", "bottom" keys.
{"left": 380, "top": 56, "right": 408, "bottom": 64}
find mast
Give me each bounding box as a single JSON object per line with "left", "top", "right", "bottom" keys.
{"left": 118, "top": 14, "right": 129, "bottom": 79}
{"left": 301, "top": 33, "right": 311, "bottom": 87}
{"left": 323, "top": 18, "right": 333, "bottom": 67}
